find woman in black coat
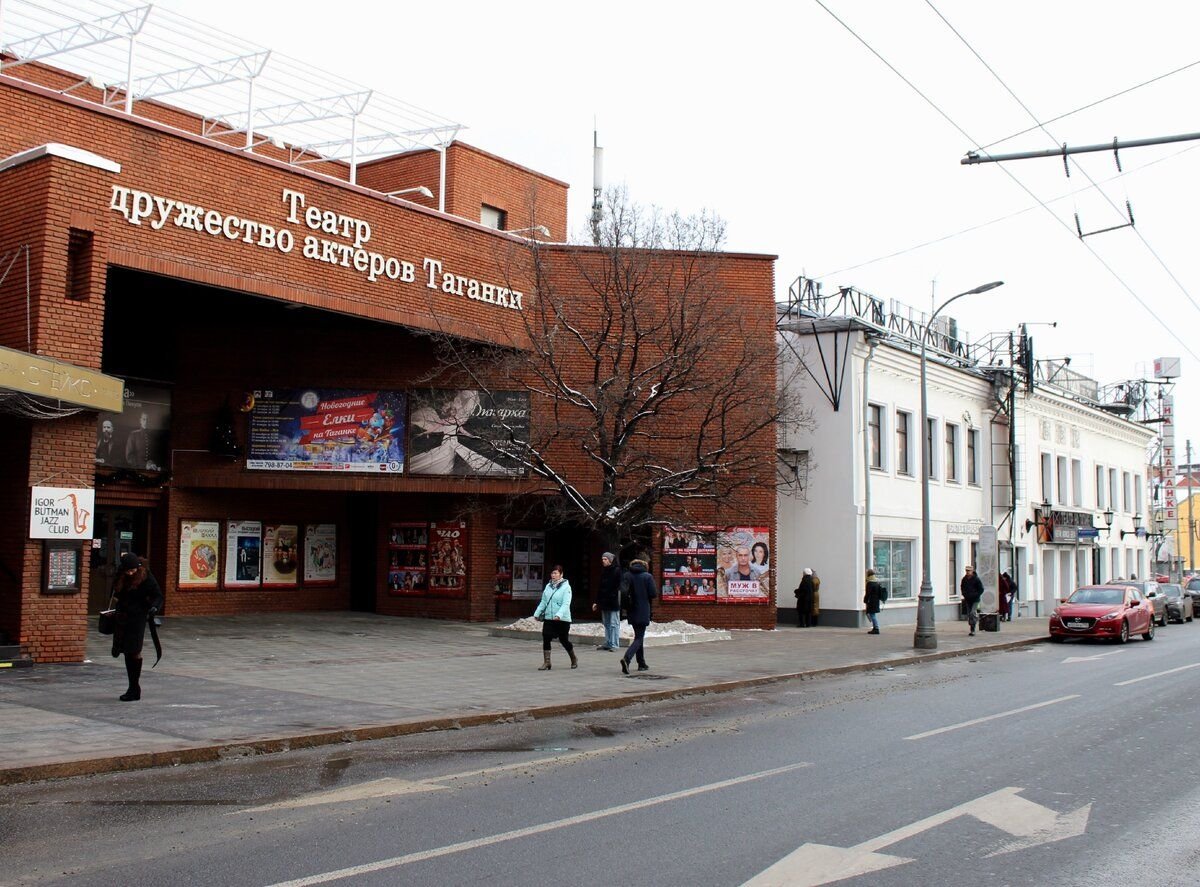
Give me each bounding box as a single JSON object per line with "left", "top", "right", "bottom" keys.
{"left": 592, "top": 552, "right": 622, "bottom": 651}
{"left": 111, "top": 552, "right": 163, "bottom": 701}
{"left": 620, "top": 557, "right": 657, "bottom": 674}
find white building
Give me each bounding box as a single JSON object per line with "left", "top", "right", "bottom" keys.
{"left": 777, "top": 282, "right": 1155, "bottom": 630}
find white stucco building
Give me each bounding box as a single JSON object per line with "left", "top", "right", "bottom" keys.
{"left": 777, "top": 281, "right": 1155, "bottom": 630}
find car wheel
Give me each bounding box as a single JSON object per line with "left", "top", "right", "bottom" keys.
{"left": 1117, "top": 621, "right": 1129, "bottom": 644}
{"left": 1143, "top": 619, "right": 1155, "bottom": 641}
{"left": 1158, "top": 611, "right": 1167, "bottom": 627}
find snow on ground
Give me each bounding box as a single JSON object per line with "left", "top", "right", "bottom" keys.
{"left": 503, "top": 617, "right": 714, "bottom": 637}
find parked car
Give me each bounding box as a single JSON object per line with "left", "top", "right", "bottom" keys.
{"left": 1051, "top": 585, "right": 1156, "bottom": 643}
{"left": 1106, "top": 580, "right": 1167, "bottom": 626}
{"left": 1158, "top": 583, "right": 1194, "bottom": 623}
{"left": 1185, "top": 577, "right": 1200, "bottom": 611}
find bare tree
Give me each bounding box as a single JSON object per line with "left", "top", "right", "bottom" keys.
{"left": 424, "top": 187, "right": 812, "bottom": 548}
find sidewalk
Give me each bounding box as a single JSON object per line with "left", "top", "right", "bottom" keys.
{"left": 0, "top": 613, "right": 1047, "bottom": 785}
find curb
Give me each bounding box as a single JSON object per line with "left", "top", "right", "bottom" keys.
{"left": 0, "top": 636, "right": 1044, "bottom": 786}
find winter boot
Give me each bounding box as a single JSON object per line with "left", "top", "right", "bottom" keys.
{"left": 120, "top": 657, "right": 142, "bottom": 701}
{"left": 568, "top": 647, "right": 578, "bottom": 669}
{"left": 538, "top": 650, "right": 552, "bottom": 671}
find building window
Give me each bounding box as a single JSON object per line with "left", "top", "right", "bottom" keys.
{"left": 970, "top": 540, "right": 978, "bottom": 569}
{"left": 1134, "top": 475, "right": 1143, "bottom": 515}
{"left": 945, "top": 423, "right": 959, "bottom": 483}
{"left": 897, "top": 410, "right": 912, "bottom": 476}
{"left": 1095, "top": 464, "right": 1105, "bottom": 509}
{"left": 1041, "top": 453, "right": 1053, "bottom": 503}
{"left": 868, "top": 403, "right": 883, "bottom": 470}
{"left": 480, "top": 204, "right": 507, "bottom": 230}
{"left": 967, "top": 429, "right": 979, "bottom": 485}
{"left": 872, "top": 539, "right": 913, "bottom": 600}
{"left": 1071, "top": 459, "right": 1083, "bottom": 507}
{"left": 949, "top": 540, "right": 961, "bottom": 596}
{"left": 1122, "top": 471, "right": 1132, "bottom": 513}
{"left": 1111, "top": 547, "right": 1119, "bottom": 580}
{"left": 926, "top": 418, "right": 938, "bottom": 480}
{"left": 1057, "top": 456, "right": 1068, "bottom": 505}
{"left": 1109, "top": 469, "right": 1118, "bottom": 513}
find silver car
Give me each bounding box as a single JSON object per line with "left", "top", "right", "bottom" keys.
{"left": 1159, "top": 583, "right": 1194, "bottom": 624}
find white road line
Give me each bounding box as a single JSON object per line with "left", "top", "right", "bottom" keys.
{"left": 1114, "top": 663, "right": 1200, "bottom": 686}
{"left": 904, "top": 695, "right": 1080, "bottom": 741}
{"left": 262, "top": 762, "right": 811, "bottom": 887}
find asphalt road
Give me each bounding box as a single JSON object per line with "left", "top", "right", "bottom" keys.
{"left": 3, "top": 625, "right": 1199, "bottom": 886}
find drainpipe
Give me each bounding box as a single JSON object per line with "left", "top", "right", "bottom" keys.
{"left": 863, "top": 335, "right": 880, "bottom": 576}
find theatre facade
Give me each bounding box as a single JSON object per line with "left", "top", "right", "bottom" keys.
{"left": 0, "top": 63, "right": 778, "bottom": 663}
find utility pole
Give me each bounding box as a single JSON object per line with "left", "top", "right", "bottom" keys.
{"left": 1189, "top": 440, "right": 1196, "bottom": 572}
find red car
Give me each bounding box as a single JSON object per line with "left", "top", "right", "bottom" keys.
{"left": 1049, "top": 584, "right": 1156, "bottom": 644}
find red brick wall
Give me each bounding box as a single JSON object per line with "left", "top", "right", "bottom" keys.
{"left": 0, "top": 418, "right": 31, "bottom": 645}
{"left": 445, "top": 143, "right": 569, "bottom": 242}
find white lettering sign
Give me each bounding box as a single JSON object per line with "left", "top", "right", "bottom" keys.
{"left": 109, "top": 186, "right": 524, "bottom": 312}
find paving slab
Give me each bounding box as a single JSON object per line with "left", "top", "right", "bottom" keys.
{"left": 0, "top": 612, "right": 1048, "bottom": 784}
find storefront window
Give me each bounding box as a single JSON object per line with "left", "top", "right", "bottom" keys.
{"left": 872, "top": 539, "right": 913, "bottom": 600}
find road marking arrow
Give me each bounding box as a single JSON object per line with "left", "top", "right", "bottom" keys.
{"left": 1062, "top": 650, "right": 1125, "bottom": 664}
{"left": 743, "top": 787, "right": 1090, "bottom": 886}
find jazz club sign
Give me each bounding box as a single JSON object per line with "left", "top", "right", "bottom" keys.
{"left": 29, "top": 486, "right": 95, "bottom": 540}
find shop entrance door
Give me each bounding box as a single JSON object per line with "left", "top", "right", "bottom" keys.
{"left": 88, "top": 508, "right": 149, "bottom": 613}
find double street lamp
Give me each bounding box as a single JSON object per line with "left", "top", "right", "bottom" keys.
{"left": 914, "top": 280, "right": 1005, "bottom": 650}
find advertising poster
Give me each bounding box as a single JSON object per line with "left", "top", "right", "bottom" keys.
{"left": 95, "top": 382, "right": 171, "bottom": 472}
{"left": 715, "top": 527, "right": 771, "bottom": 603}
{"left": 661, "top": 526, "right": 718, "bottom": 602}
{"left": 495, "top": 530, "right": 514, "bottom": 599}
{"left": 510, "top": 530, "right": 545, "bottom": 599}
{"left": 247, "top": 388, "right": 405, "bottom": 473}
{"left": 224, "top": 520, "right": 262, "bottom": 588}
{"left": 179, "top": 520, "right": 220, "bottom": 588}
{"left": 428, "top": 521, "right": 468, "bottom": 598}
{"left": 262, "top": 524, "right": 300, "bottom": 588}
{"left": 29, "top": 486, "right": 95, "bottom": 540}
{"left": 407, "top": 389, "right": 529, "bottom": 476}
{"left": 387, "top": 521, "right": 428, "bottom": 595}
{"left": 304, "top": 524, "right": 338, "bottom": 586}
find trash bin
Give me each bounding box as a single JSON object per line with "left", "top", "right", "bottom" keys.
{"left": 979, "top": 612, "right": 999, "bottom": 632}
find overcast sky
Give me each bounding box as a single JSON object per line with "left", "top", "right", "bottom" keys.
{"left": 134, "top": 1, "right": 1200, "bottom": 468}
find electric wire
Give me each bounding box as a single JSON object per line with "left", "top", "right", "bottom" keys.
{"left": 811, "top": 0, "right": 1200, "bottom": 364}
{"left": 925, "top": 0, "right": 1200, "bottom": 321}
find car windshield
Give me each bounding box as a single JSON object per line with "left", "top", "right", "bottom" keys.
{"left": 1069, "top": 588, "right": 1124, "bottom": 606}
{"left": 1161, "top": 584, "right": 1182, "bottom": 596}
{"left": 1188, "top": 580, "right": 1200, "bottom": 591}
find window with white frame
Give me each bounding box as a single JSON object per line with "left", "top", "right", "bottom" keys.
{"left": 1122, "top": 471, "right": 1132, "bottom": 513}
{"left": 1109, "top": 468, "right": 1118, "bottom": 512}
{"left": 948, "top": 540, "right": 961, "bottom": 596}
{"left": 1110, "top": 547, "right": 1119, "bottom": 580}
{"left": 945, "top": 423, "right": 959, "bottom": 482}
{"left": 872, "top": 539, "right": 913, "bottom": 600}
{"left": 1057, "top": 456, "right": 1068, "bottom": 505}
{"left": 896, "top": 410, "right": 912, "bottom": 476}
{"left": 868, "top": 403, "right": 884, "bottom": 470}
{"left": 1041, "top": 453, "right": 1053, "bottom": 503}
{"left": 967, "top": 429, "right": 980, "bottom": 485}
{"left": 1095, "top": 464, "right": 1105, "bottom": 509}
{"left": 926, "top": 418, "right": 938, "bottom": 480}
{"left": 1134, "top": 475, "right": 1143, "bottom": 515}
{"left": 1071, "top": 459, "right": 1083, "bottom": 507}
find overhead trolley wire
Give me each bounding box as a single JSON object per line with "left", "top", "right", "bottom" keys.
{"left": 811, "top": 0, "right": 1200, "bottom": 364}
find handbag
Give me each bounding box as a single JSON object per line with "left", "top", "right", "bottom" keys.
{"left": 97, "top": 595, "right": 116, "bottom": 635}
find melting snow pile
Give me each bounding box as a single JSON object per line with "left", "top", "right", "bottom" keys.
{"left": 504, "top": 617, "right": 713, "bottom": 638}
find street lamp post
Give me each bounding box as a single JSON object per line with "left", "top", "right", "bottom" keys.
{"left": 914, "top": 280, "right": 1005, "bottom": 650}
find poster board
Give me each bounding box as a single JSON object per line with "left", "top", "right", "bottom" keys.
{"left": 715, "top": 527, "right": 771, "bottom": 603}
{"left": 304, "top": 524, "right": 337, "bottom": 586}
{"left": 179, "top": 520, "right": 220, "bottom": 588}
{"left": 262, "top": 524, "right": 300, "bottom": 588}
{"left": 42, "top": 540, "right": 81, "bottom": 594}
{"left": 387, "top": 522, "right": 429, "bottom": 595}
{"left": 224, "top": 520, "right": 262, "bottom": 588}
{"left": 661, "top": 527, "right": 718, "bottom": 602}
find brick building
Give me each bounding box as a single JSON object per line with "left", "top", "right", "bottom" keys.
{"left": 0, "top": 46, "right": 777, "bottom": 662}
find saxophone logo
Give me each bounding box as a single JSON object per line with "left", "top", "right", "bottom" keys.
{"left": 59, "top": 493, "right": 92, "bottom": 535}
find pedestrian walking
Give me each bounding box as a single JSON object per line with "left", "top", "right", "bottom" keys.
{"left": 960, "top": 565, "right": 984, "bottom": 636}
{"left": 998, "top": 571, "right": 1012, "bottom": 622}
{"left": 620, "top": 555, "right": 657, "bottom": 674}
{"left": 795, "top": 568, "right": 815, "bottom": 627}
{"left": 110, "top": 552, "right": 163, "bottom": 701}
{"left": 811, "top": 571, "right": 821, "bottom": 626}
{"left": 1005, "top": 571, "right": 1019, "bottom": 620}
{"left": 592, "top": 551, "right": 622, "bottom": 651}
{"left": 533, "top": 565, "right": 577, "bottom": 670}
{"left": 864, "top": 569, "right": 885, "bottom": 634}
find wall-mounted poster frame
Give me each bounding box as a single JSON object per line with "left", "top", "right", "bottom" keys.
{"left": 387, "top": 521, "right": 429, "bottom": 595}
{"left": 224, "top": 520, "right": 262, "bottom": 588}
{"left": 428, "top": 521, "right": 467, "bottom": 598}
{"left": 510, "top": 530, "right": 544, "bottom": 599}
{"left": 715, "top": 526, "right": 771, "bottom": 604}
{"left": 42, "top": 540, "right": 82, "bottom": 594}
{"left": 304, "top": 524, "right": 337, "bottom": 586}
{"left": 495, "top": 529, "right": 514, "bottom": 599}
{"left": 179, "top": 520, "right": 220, "bottom": 588}
{"left": 661, "top": 526, "right": 718, "bottom": 602}
{"left": 262, "top": 524, "right": 300, "bottom": 588}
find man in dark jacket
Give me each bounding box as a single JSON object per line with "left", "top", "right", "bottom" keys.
{"left": 960, "top": 565, "right": 984, "bottom": 636}
{"left": 795, "top": 568, "right": 815, "bottom": 627}
{"left": 864, "top": 569, "right": 885, "bottom": 634}
{"left": 592, "top": 552, "right": 622, "bottom": 651}
{"left": 621, "top": 556, "right": 657, "bottom": 674}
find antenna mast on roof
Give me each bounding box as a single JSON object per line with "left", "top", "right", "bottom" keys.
{"left": 590, "top": 124, "right": 603, "bottom": 246}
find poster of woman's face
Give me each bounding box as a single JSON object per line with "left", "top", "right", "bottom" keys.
{"left": 407, "top": 389, "right": 529, "bottom": 476}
